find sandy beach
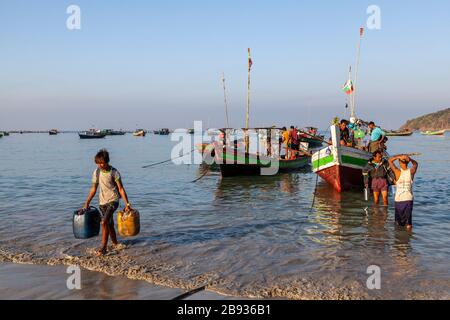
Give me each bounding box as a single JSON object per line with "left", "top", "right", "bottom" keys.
{"left": 0, "top": 263, "right": 237, "bottom": 300}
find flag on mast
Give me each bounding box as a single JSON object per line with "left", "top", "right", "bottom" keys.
{"left": 360, "top": 27, "right": 365, "bottom": 38}
{"left": 342, "top": 79, "right": 354, "bottom": 95}
{"left": 248, "top": 48, "right": 253, "bottom": 71}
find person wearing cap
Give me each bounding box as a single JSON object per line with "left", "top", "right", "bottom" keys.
{"left": 368, "top": 121, "right": 386, "bottom": 153}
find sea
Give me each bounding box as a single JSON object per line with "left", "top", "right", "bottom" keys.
{"left": 0, "top": 132, "right": 449, "bottom": 299}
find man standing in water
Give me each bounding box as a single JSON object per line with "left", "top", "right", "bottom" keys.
{"left": 388, "top": 155, "right": 418, "bottom": 230}
{"left": 83, "top": 149, "right": 132, "bottom": 256}
{"left": 363, "top": 151, "right": 390, "bottom": 206}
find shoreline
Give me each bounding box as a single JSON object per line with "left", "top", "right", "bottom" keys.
{"left": 0, "top": 262, "right": 240, "bottom": 300}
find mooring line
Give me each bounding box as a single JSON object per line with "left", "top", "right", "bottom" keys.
{"left": 191, "top": 170, "right": 210, "bottom": 183}
{"left": 142, "top": 148, "right": 196, "bottom": 169}
{"left": 171, "top": 285, "right": 207, "bottom": 300}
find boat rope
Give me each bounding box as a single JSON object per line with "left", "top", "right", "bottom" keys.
{"left": 191, "top": 170, "right": 210, "bottom": 183}
{"left": 310, "top": 167, "right": 320, "bottom": 212}
{"left": 142, "top": 148, "right": 196, "bottom": 169}
{"left": 171, "top": 285, "right": 207, "bottom": 300}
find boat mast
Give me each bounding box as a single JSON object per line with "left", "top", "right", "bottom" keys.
{"left": 222, "top": 73, "right": 230, "bottom": 128}
{"left": 245, "top": 48, "right": 252, "bottom": 129}
{"left": 347, "top": 65, "right": 353, "bottom": 115}
{"left": 245, "top": 48, "right": 252, "bottom": 154}
{"left": 351, "top": 27, "right": 364, "bottom": 119}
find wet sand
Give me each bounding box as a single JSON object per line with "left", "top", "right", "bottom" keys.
{"left": 0, "top": 263, "right": 238, "bottom": 300}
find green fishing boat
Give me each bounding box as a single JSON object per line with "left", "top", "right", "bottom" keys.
{"left": 385, "top": 130, "right": 413, "bottom": 137}
{"left": 213, "top": 128, "right": 310, "bottom": 177}
{"left": 421, "top": 130, "right": 446, "bottom": 136}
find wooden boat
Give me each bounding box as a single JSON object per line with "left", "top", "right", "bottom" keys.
{"left": 385, "top": 130, "right": 413, "bottom": 137}
{"left": 153, "top": 128, "right": 170, "bottom": 135}
{"left": 421, "top": 130, "right": 446, "bottom": 136}
{"left": 102, "top": 129, "right": 126, "bottom": 136}
{"left": 49, "top": 129, "right": 58, "bottom": 135}
{"left": 213, "top": 128, "right": 310, "bottom": 177}
{"left": 78, "top": 130, "right": 106, "bottom": 139}
{"left": 133, "top": 129, "right": 146, "bottom": 137}
{"left": 299, "top": 127, "right": 325, "bottom": 148}
{"left": 312, "top": 125, "right": 372, "bottom": 192}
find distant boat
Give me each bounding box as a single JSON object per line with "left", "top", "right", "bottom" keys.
{"left": 385, "top": 130, "right": 413, "bottom": 137}
{"left": 187, "top": 129, "right": 195, "bottom": 134}
{"left": 153, "top": 128, "right": 170, "bottom": 135}
{"left": 421, "top": 130, "right": 446, "bottom": 136}
{"left": 78, "top": 129, "right": 106, "bottom": 139}
{"left": 49, "top": 129, "right": 58, "bottom": 135}
{"left": 0, "top": 131, "right": 9, "bottom": 136}
{"left": 133, "top": 129, "right": 146, "bottom": 137}
{"left": 102, "top": 129, "right": 126, "bottom": 136}
{"left": 0, "top": 132, "right": 3, "bottom": 138}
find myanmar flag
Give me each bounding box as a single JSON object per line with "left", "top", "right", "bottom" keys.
{"left": 342, "top": 80, "right": 354, "bottom": 95}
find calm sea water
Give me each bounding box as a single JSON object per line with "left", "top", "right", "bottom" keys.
{"left": 0, "top": 132, "right": 449, "bottom": 299}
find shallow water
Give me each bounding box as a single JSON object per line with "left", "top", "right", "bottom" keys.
{"left": 1, "top": 132, "right": 449, "bottom": 299}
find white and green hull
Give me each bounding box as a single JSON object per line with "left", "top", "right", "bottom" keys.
{"left": 312, "top": 125, "right": 371, "bottom": 192}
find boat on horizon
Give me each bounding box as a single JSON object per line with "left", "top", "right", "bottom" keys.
{"left": 421, "top": 130, "right": 446, "bottom": 136}
{"left": 102, "top": 129, "right": 126, "bottom": 136}
{"left": 49, "top": 129, "right": 58, "bottom": 135}
{"left": 133, "top": 129, "right": 146, "bottom": 137}
{"left": 78, "top": 129, "right": 106, "bottom": 139}
{"left": 153, "top": 128, "right": 170, "bottom": 135}
{"left": 385, "top": 129, "right": 414, "bottom": 137}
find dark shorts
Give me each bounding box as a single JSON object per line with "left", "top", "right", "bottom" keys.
{"left": 371, "top": 178, "right": 388, "bottom": 193}
{"left": 395, "top": 201, "right": 413, "bottom": 227}
{"left": 99, "top": 202, "right": 119, "bottom": 225}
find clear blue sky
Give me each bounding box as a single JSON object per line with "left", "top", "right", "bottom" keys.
{"left": 1, "top": 0, "right": 449, "bottom": 130}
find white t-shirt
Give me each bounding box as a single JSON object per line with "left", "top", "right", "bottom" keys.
{"left": 92, "top": 167, "right": 121, "bottom": 205}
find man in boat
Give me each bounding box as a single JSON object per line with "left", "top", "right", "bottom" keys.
{"left": 368, "top": 122, "right": 387, "bottom": 153}
{"left": 388, "top": 155, "right": 418, "bottom": 230}
{"left": 339, "top": 120, "right": 353, "bottom": 147}
{"left": 363, "top": 150, "right": 390, "bottom": 206}
{"left": 289, "top": 126, "right": 300, "bottom": 159}
{"left": 281, "top": 127, "right": 290, "bottom": 159}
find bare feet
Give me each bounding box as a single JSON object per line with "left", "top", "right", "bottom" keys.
{"left": 111, "top": 243, "right": 126, "bottom": 250}
{"left": 96, "top": 247, "right": 107, "bottom": 256}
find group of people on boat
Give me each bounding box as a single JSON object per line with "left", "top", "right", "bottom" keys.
{"left": 338, "top": 118, "right": 387, "bottom": 154}
{"left": 280, "top": 126, "right": 303, "bottom": 160}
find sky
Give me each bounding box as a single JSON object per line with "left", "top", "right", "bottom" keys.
{"left": 0, "top": 0, "right": 449, "bottom": 131}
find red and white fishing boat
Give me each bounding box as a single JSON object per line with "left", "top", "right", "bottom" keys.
{"left": 312, "top": 125, "right": 371, "bottom": 192}
{"left": 312, "top": 27, "right": 373, "bottom": 192}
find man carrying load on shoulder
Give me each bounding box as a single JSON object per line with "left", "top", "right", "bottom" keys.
{"left": 368, "top": 121, "right": 387, "bottom": 153}
{"left": 388, "top": 155, "right": 419, "bottom": 231}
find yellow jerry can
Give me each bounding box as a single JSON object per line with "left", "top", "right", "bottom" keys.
{"left": 118, "top": 209, "right": 140, "bottom": 237}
